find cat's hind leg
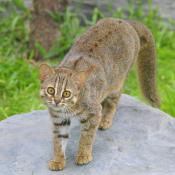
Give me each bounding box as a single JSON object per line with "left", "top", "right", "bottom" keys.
{"left": 99, "top": 92, "right": 121, "bottom": 130}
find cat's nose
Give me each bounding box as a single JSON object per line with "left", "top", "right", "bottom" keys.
{"left": 54, "top": 98, "right": 61, "bottom": 105}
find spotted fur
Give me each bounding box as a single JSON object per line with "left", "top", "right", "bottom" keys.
{"left": 39, "top": 18, "right": 159, "bottom": 170}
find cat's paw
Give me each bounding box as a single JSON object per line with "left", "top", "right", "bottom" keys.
{"left": 98, "top": 118, "right": 112, "bottom": 130}
{"left": 75, "top": 152, "right": 93, "bottom": 165}
{"left": 48, "top": 160, "right": 65, "bottom": 171}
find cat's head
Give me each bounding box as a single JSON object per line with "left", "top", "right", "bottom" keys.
{"left": 39, "top": 63, "right": 93, "bottom": 111}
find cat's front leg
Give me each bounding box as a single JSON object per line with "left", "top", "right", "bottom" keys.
{"left": 76, "top": 107, "right": 102, "bottom": 165}
{"left": 49, "top": 116, "right": 71, "bottom": 171}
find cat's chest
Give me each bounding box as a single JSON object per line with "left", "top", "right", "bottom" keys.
{"left": 50, "top": 107, "right": 86, "bottom": 123}
{"left": 51, "top": 109, "right": 74, "bottom": 118}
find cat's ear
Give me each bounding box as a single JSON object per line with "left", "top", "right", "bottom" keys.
{"left": 39, "top": 63, "right": 55, "bottom": 81}
{"left": 76, "top": 65, "right": 96, "bottom": 86}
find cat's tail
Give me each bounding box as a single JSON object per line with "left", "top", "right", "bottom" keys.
{"left": 127, "top": 20, "right": 160, "bottom": 107}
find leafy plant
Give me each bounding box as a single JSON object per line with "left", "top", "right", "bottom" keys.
{"left": 0, "top": 0, "right": 175, "bottom": 119}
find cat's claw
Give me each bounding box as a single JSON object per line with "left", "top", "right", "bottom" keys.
{"left": 48, "top": 160, "right": 65, "bottom": 171}
{"left": 98, "top": 118, "right": 112, "bottom": 130}
{"left": 75, "top": 153, "right": 93, "bottom": 165}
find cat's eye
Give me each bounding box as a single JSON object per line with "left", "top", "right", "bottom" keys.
{"left": 62, "top": 90, "right": 71, "bottom": 98}
{"left": 47, "top": 87, "right": 55, "bottom": 95}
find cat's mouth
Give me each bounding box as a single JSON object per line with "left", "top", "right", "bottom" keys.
{"left": 48, "top": 102, "right": 67, "bottom": 110}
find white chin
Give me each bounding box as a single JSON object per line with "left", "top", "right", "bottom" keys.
{"left": 49, "top": 105, "right": 61, "bottom": 111}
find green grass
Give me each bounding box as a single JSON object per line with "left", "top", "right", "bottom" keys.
{"left": 0, "top": 56, "right": 45, "bottom": 120}
{"left": 0, "top": 0, "right": 175, "bottom": 120}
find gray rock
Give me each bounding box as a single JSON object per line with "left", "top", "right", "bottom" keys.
{"left": 0, "top": 94, "right": 175, "bottom": 175}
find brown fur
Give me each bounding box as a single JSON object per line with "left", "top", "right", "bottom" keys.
{"left": 126, "top": 20, "right": 160, "bottom": 107}
{"left": 39, "top": 18, "right": 160, "bottom": 170}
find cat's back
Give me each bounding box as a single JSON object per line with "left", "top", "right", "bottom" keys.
{"left": 72, "top": 18, "right": 139, "bottom": 57}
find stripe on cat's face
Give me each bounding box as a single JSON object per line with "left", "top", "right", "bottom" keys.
{"left": 39, "top": 63, "right": 93, "bottom": 111}
{"left": 40, "top": 70, "right": 80, "bottom": 110}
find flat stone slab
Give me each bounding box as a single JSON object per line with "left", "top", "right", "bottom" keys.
{"left": 0, "top": 94, "right": 175, "bottom": 175}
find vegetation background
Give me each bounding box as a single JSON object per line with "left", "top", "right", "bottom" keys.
{"left": 0, "top": 0, "right": 174, "bottom": 120}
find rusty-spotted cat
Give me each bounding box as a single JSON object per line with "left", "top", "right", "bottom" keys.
{"left": 39, "top": 18, "right": 160, "bottom": 170}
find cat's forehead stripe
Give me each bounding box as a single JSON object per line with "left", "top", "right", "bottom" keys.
{"left": 62, "top": 75, "right": 68, "bottom": 91}
{"left": 64, "top": 77, "right": 69, "bottom": 90}
{"left": 54, "top": 76, "right": 59, "bottom": 95}
{"left": 54, "top": 74, "right": 68, "bottom": 97}
{"left": 54, "top": 77, "right": 58, "bottom": 88}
